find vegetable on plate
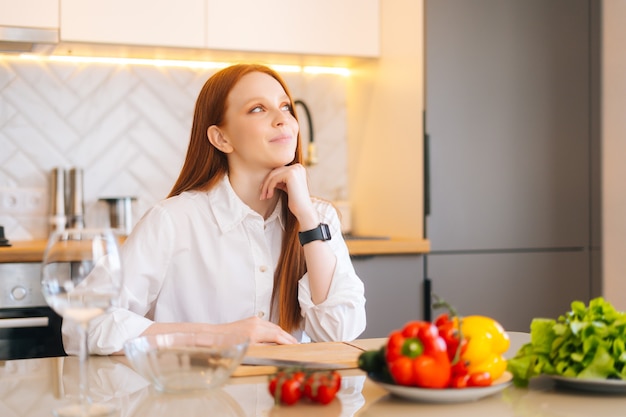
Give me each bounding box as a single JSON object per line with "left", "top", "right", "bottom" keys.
{"left": 507, "top": 297, "right": 626, "bottom": 387}
{"left": 385, "top": 320, "right": 452, "bottom": 388}
{"left": 435, "top": 312, "right": 510, "bottom": 387}
{"left": 457, "top": 315, "right": 510, "bottom": 380}
{"left": 358, "top": 296, "right": 510, "bottom": 390}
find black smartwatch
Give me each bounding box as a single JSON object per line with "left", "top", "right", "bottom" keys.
{"left": 298, "top": 223, "right": 332, "bottom": 246}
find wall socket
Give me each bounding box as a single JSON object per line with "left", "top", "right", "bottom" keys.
{"left": 0, "top": 187, "right": 47, "bottom": 216}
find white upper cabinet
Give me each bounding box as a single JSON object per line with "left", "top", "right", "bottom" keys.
{"left": 206, "top": 0, "right": 380, "bottom": 57}
{"left": 0, "top": 0, "right": 59, "bottom": 28}
{"left": 56, "top": 0, "right": 379, "bottom": 57}
{"left": 60, "top": 0, "right": 206, "bottom": 48}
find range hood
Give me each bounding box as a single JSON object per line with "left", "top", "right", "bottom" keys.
{"left": 0, "top": 26, "right": 58, "bottom": 53}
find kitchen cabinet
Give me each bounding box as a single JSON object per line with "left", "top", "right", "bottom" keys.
{"left": 352, "top": 255, "right": 424, "bottom": 338}
{"left": 206, "top": 0, "right": 379, "bottom": 57}
{"left": 0, "top": 0, "right": 59, "bottom": 28}
{"left": 60, "top": 0, "right": 206, "bottom": 48}
{"left": 424, "top": 0, "right": 600, "bottom": 325}
{"left": 59, "top": 0, "right": 379, "bottom": 57}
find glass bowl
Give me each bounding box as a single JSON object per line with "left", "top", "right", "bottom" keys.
{"left": 123, "top": 332, "right": 249, "bottom": 393}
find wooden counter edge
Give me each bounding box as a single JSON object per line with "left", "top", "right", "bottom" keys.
{"left": 0, "top": 240, "right": 48, "bottom": 263}
{"left": 346, "top": 238, "right": 430, "bottom": 256}
{"left": 0, "top": 237, "right": 431, "bottom": 263}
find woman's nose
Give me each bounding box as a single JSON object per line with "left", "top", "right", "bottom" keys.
{"left": 273, "top": 109, "right": 290, "bottom": 126}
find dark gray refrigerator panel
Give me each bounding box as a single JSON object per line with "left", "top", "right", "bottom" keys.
{"left": 425, "top": 0, "right": 592, "bottom": 251}
{"left": 423, "top": 0, "right": 599, "bottom": 320}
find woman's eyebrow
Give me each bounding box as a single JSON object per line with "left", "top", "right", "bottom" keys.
{"left": 243, "top": 95, "right": 291, "bottom": 105}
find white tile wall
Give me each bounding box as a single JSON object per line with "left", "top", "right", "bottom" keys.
{"left": 0, "top": 58, "right": 348, "bottom": 240}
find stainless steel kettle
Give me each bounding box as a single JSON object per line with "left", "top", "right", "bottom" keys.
{"left": 99, "top": 196, "right": 136, "bottom": 236}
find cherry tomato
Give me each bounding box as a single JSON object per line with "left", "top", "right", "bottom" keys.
{"left": 280, "top": 378, "right": 303, "bottom": 405}
{"left": 268, "top": 371, "right": 285, "bottom": 397}
{"left": 330, "top": 370, "right": 342, "bottom": 391}
{"left": 434, "top": 313, "right": 451, "bottom": 328}
{"left": 269, "top": 378, "right": 278, "bottom": 397}
{"left": 303, "top": 371, "right": 342, "bottom": 404}
{"left": 449, "top": 374, "right": 469, "bottom": 389}
{"left": 268, "top": 370, "right": 305, "bottom": 405}
{"left": 467, "top": 371, "right": 493, "bottom": 387}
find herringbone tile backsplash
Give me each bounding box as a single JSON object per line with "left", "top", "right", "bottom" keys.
{"left": 0, "top": 57, "right": 348, "bottom": 240}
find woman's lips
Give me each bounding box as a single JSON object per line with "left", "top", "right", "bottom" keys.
{"left": 270, "top": 134, "right": 293, "bottom": 144}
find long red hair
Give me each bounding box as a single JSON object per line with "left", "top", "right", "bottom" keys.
{"left": 168, "top": 64, "right": 306, "bottom": 332}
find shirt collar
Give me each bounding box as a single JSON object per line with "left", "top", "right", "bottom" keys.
{"left": 209, "top": 175, "right": 285, "bottom": 233}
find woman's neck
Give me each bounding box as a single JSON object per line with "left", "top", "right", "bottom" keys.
{"left": 228, "top": 170, "right": 279, "bottom": 219}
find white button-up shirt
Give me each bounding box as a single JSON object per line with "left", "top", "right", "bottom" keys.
{"left": 64, "top": 175, "right": 366, "bottom": 355}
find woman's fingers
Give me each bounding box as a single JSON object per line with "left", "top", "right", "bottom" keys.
{"left": 228, "top": 316, "right": 298, "bottom": 345}
{"left": 261, "top": 164, "right": 307, "bottom": 200}
{"left": 255, "top": 318, "right": 298, "bottom": 345}
{"left": 260, "top": 165, "right": 318, "bottom": 224}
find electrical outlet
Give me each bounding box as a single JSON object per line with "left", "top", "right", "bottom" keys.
{"left": 0, "top": 187, "right": 47, "bottom": 216}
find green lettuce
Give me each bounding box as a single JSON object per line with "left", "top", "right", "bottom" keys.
{"left": 507, "top": 297, "right": 626, "bottom": 387}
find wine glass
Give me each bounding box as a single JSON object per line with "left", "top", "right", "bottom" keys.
{"left": 41, "top": 228, "right": 123, "bottom": 417}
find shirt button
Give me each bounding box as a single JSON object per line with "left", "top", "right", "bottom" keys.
{"left": 259, "top": 265, "right": 268, "bottom": 273}
{"left": 257, "top": 311, "right": 265, "bottom": 318}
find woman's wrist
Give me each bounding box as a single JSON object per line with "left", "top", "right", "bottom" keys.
{"left": 297, "top": 212, "right": 321, "bottom": 231}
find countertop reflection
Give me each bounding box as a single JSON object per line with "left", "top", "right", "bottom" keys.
{"left": 0, "top": 355, "right": 365, "bottom": 417}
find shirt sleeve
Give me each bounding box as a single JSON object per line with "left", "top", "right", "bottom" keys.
{"left": 63, "top": 205, "right": 174, "bottom": 355}
{"left": 297, "top": 201, "right": 367, "bottom": 342}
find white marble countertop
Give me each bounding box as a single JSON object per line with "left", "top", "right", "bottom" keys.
{"left": 2, "top": 334, "right": 626, "bottom": 417}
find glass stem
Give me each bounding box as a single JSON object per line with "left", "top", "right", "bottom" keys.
{"left": 78, "top": 321, "right": 91, "bottom": 412}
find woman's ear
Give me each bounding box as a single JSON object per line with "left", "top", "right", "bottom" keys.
{"left": 207, "top": 125, "right": 233, "bottom": 153}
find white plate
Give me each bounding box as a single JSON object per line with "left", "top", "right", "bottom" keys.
{"left": 550, "top": 375, "right": 626, "bottom": 394}
{"left": 368, "top": 372, "right": 513, "bottom": 403}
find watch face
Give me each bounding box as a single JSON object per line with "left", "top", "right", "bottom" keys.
{"left": 320, "top": 223, "right": 331, "bottom": 240}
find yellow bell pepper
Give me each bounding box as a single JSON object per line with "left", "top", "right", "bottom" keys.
{"left": 455, "top": 315, "right": 510, "bottom": 380}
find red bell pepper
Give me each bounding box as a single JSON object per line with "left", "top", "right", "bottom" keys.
{"left": 385, "top": 320, "right": 452, "bottom": 388}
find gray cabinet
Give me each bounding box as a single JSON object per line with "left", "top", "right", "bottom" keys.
{"left": 424, "top": 0, "right": 600, "bottom": 326}
{"left": 352, "top": 255, "right": 424, "bottom": 338}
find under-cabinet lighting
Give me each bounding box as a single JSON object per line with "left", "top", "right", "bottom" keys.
{"left": 2, "top": 53, "right": 351, "bottom": 76}
{"left": 49, "top": 55, "right": 232, "bottom": 70}
{"left": 304, "top": 66, "right": 351, "bottom": 76}
{"left": 269, "top": 64, "right": 302, "bottom": 73}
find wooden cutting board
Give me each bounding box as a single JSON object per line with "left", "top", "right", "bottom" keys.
{"left": 232, "top": 341, "right": 365, "bottom": 377}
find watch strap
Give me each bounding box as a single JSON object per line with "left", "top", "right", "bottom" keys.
{"left": 298, "top": 223, "right": 331, "bottom": 246}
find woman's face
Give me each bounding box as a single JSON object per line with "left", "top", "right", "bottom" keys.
{"left": 215, "top": 71, "right": 299, "bottom": 172}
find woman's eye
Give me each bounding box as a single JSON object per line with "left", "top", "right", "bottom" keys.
{"left": 281, "top": 103, "right": 292, "bottom": 112}
{"left": 250, "top": 105, "right": 263, "bottom": 113}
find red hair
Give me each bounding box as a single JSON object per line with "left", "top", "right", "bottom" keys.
{"left": 168, "top": 64, "right": 306, "bottom": 332}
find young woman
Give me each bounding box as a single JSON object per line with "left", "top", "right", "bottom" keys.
{"left": 63, "top": 64, "right": 366, "bottom": 355}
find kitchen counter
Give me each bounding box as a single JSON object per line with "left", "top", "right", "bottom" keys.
{"left": 346, "top": 237, "right": 429, "bottom": 256}
{"left": 2, "top": 335, "right": 626, "bottom": 417}
{"left": 0, "top": 237, "right": 430, "bottom": 263}
{"left": 0, "top": 240, "right": 49, "bottom": 263}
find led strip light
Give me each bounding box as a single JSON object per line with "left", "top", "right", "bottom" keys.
{"left": 1, "top": 53, "right": 351, "bottom": 76}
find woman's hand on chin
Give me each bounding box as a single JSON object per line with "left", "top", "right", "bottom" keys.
{"left": 260, "top": 164, "right": 318, "bottom": 227}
